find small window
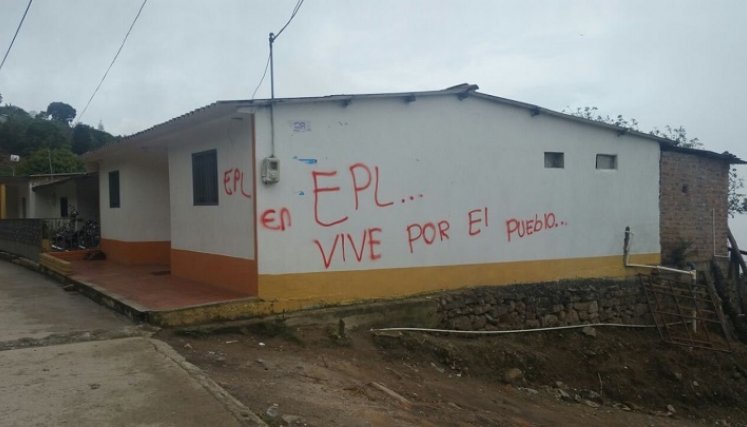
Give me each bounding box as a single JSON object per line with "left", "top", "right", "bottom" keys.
{"left": 108, "top": 171, "right": 120, "bottom": 208}
{"left": 192, "top": 149, "right": 218, "bottom": 206}
{"left": 544, "top": 152, "right": 564, "bottom": 169}
{"left": 596, "top": 154, "right": 617, "bottom": 170}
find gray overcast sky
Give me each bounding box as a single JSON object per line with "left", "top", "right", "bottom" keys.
{"left": 2, "top": 0, "right": 747, "bottom": 238}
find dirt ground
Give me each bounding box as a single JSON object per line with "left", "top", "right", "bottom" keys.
{"left": 158, "top": 320, "right": 747, "bottom": 427}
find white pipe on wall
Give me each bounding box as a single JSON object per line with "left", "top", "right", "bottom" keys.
{"left": 624, "top": 226, "right": 697, "bottom": 283}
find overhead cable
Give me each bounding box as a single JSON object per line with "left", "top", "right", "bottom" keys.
{"left": 250, "top": 0, "right": 305, "bottom": 100}
{"left": 77, "top": 0, "right": 148, "bottom": 123}
{"left": 274, "top": 0, "right": 304, "bottom": 40}
{"left": 251, "top": 53, "right": 271, "bottom": 100}
{"left": 0, "top": 0, "right": 34, "bottom": 74}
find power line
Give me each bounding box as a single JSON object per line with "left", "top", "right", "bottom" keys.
{"left": 77, "top": 0, "right": 148, "bottom": 123}
{"left": 0, "top": 0, "right": 34, "bottom": 74}
{"left": 250, "top": 0, "right": 305, "bottom": 100}
{"left": 251, "top": 53, "right": 271, "bottom": 100}
{"left": 274, "top": 0, "right": 304, "bottom": 40}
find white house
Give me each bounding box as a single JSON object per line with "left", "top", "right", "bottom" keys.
{"left": 83, "top": 84, "right": 663, "bottom": 309}
{"left": 0, "top": 173, "right": 98, "bottom": 221}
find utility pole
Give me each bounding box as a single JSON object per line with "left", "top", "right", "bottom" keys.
{"left": 269, "top": 32, "right": 276, "bottom": 100}
{"left": 268, "top": 32, "right": 276, "bottom": 158}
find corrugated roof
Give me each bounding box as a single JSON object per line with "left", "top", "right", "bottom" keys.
{"left": 84, "top": 83, "right": 745, "bottom": 164}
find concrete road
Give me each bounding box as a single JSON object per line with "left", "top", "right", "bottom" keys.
{"left": 0, "top": 259, "right": 131, "bottom": 342}
{"left": 0, "top": 260, "right": 265, "bottom": 426}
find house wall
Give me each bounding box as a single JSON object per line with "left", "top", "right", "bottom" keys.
{"left": 167, "top": 117, "right": 256, "bottom": 294}
{"left": 3, "top": 182, "right": 31, "bottom": 219}
{"left": 660, "top": 150, "right": 730, "bottom": 264}
{"left": 99, "top": 155, "right": 171, "bottom": 265}
{"left": 1, "top": 177, "right": 96, "bottom": 221}
{"left": 33, "top": 180, "right": 78, "bottom": 218}
{"left": 75, "top": 175, "right": 99, "bottom": 221}
{"left": 1, "top": 183, "right": 21, "bottom": 219}
{"left": 14, "top": 183, "right": 28, "bottom": 218}
{"left": 253, "top": 95, "right": 661, "bottom": 307}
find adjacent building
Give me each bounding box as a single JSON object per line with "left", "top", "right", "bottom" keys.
{"left": 0, "top": 173, "right": 98, "bottom": 221}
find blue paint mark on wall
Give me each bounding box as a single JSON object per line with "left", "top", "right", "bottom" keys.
{"left": 293, "top": 156, "right": 317, "bottom": 165}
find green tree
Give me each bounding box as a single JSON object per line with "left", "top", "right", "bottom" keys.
{"left": 71, "top": 123, "right": 116, "bottom": 154}
{"left": 649, "top": 125, "right": 701, "bottom": 148}
{"left": 15, "top": 148, "right": 84, "bottom": 175}
{"left": 729, "top": 168, "right": 746, "bottom": 217}
{"left": 25, "top": 119, "right": 69, "bottom": 152}
{"left": 566, "top": 106, "right": 640, "bottom": 130}
{"left": 45, "top": 102, "right": 77, "bottom": 125}
{"left": 0, "top": 96, "right": 117, "bottom": 176}
{"left": 0, "top": 105, "right": 33, "bottom": 154}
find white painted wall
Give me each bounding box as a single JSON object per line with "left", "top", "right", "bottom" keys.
{"left": 167, "top": 118, "right": 255, "bottom": 259}
{"left": 74, "top": 175, "right": 99, "bottom": 221}
{"left": 254, "top": 95, "right": 661, "bottom": 274}
{"left": 32, "top": 180, "right": 77, "bottom": 219}
{"left": 6, "top": 176, "right": 97, "bottom": 221}
{"left": 99, "top": 155, "right": 170, "bottom": 242}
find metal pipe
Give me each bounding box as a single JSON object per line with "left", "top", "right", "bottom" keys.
{"left": 713, "top": 208, "right": 716, "bottom": 257}
{"left": 269, "top": 32, "right": 275, "bottom": 100}
{"left": 624, "top": 226, "right": 697, "bottom": 283}
{"left": 269, "top": 33, "right": 276, "bottom": 158}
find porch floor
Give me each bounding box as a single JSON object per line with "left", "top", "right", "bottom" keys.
{"left": 68, "top": 258, "right": 252, "bottom": 311}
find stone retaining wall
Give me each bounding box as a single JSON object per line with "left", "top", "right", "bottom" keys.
{"left": 438, "top": 278, "right": 652, "bottom": 331}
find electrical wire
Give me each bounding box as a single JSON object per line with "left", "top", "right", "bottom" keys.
{"left": 249, "top": 0, "right": 305, "bottom": 100}
{"left": 0, "top": 0, "right": 33, "bottom": 74}
{"left": 251, "top": 52, "right": 271, "bottom": 100}
{"left": 274, "top": 0, "right": 304, "bottom": 40}
{"left": 77, "top": 0, "right": 148, "bottom": 123}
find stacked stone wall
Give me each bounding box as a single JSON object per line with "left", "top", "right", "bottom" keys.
{"left": 438, "top": 279, "right": 651, "bottom": 331}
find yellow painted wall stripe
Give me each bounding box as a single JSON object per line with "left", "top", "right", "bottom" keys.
{"left": 258, "top": 253, "right": 661, "bottom": 309}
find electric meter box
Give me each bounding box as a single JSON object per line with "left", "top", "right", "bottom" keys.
{"left": 261, "top": 157, "right": 280, "bottom": 184}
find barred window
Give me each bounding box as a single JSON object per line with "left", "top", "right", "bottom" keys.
{"left": 192, "top": 149, "right": 218, "bottom": 206}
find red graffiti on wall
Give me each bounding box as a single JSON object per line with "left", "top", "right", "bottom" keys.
{"left": 260, "top": 208, "right": 291, "bottom": 231}
{"left": 505, "top": 212, "right": 567, "bottom": 242}
{"left": 406, "top": 220, "right": 450, "bottom": 253}
{"left": 313, "top": 227, "right": 383, "bottom": 269}
{"left": 311, "top": 170, "right": 349, "bottom": 227}
{"left": 467, "top": 207, "right": 488, "bottom": 236}
{"left": 349, "top": 163, "right": 394, "bottom": 210}
{"left": 312, "top": 162, "right": 417, "bottom": 228}
{"left": 223, "top": 168, "right": 252, "bottom": 199}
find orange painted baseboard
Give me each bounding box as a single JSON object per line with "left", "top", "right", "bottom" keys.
{"left": 49, "top": 250, "right": 89, "bottom": 262}
{"left": 101, "top": 239, "right": 171, "bottom": 265}
{"left": 171, "top": 248, "right": 257, "bottom": 295}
